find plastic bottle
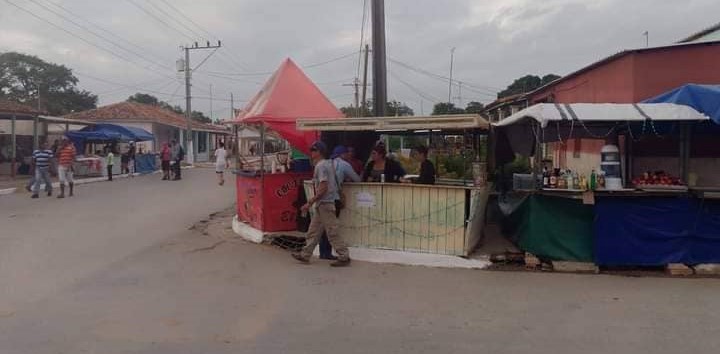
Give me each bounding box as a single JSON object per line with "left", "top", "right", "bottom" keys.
{"left": 590, "top": 169, "right": 597, "bottom": 191}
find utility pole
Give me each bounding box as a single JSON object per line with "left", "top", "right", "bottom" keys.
{"left": 342, "top": 78, "right": 361, "bottom": 116}
{"left": 456, "top": 81, "right": 463, "bottom": 108}
{"left": 181, "top": 40, "right": 221, "bottom": 164}
{"left": 230, "top": 92, "right": 234, "bottom": 120}
{"left": 448, "top": 47, "right": 456, "bottom": 104}
{"left": 371, "top": 0, "right": 387, "bottom": 117}
{"left": 643, "top": 31, "right": 649, "bottom": 48}
{"left": 361, "top": 44, "right": 370, "bottom": 115}
{"left": 209, "top": 84, "right": 213, "bottom": 122}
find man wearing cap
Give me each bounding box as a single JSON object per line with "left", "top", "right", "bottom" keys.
{"left": 317, "top": 145, "right": 361, "bottom": 260}
{"left": 292, "top": 141, "right": 351, "bottom": 267}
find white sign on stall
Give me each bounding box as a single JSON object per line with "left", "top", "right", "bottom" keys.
{"left": 355, "top": 192, "right": 376, "bottom": 208}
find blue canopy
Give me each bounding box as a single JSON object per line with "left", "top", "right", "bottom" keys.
{"left": 66, "top": 123, "right": 154, "bottom": 143}
{"left": 643, "top": 84, "right": 720, "bottom": 124}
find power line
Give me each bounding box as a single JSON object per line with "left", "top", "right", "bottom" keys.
{"left": 154, "top": 0, "right": 251, "bottom": 71}
{"left": 26, "top": 0, "right": 173, "bottom": 73}
{"left": 199, "top": 51, "right": 360, "bottom": 77}
{"left": 389, "top": 71, "right": 442, "bottom": 103}
{"left": 39, "top": 0, "right": 170, "bottom": 66}
{"left": 388, "top": 57, "right": 499, "bottom": 96}
{"left": 124, "top": 0, "right": 194, "bottom": 41}
{"left": 4, "top": 0, "right": 174, "bottom": 81}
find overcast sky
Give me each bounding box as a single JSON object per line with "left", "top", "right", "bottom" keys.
{"left": 1, "top": 0, "right": 719, "bottom": 119}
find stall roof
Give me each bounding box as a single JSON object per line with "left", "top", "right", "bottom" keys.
{"left": 495, "top": 103, "right": 708, "bottom": 128}
{"left": 297, "top": 114, "right": 489, "bottom": 132}
{"left": 643, "top": 84, "right": 720, "bottom": 124}
{"left": 231, "top": 58, "right": 343, "bottom": 154}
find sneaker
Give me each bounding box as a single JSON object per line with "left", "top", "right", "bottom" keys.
{"left": 330, "top": 259, "right": 351, "bottom": 267}
{"left": 291, "top": 253, "right": 310, "bottom": 264}
{"left": 31, "top": 194, "right": 39, "bottom": 199}
{"left": 319, "top": 255, "right": 338, "bottom": 260}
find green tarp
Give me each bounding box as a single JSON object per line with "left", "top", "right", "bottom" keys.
{"left": 511, "top": 194, "right": 594, "bottom": 262}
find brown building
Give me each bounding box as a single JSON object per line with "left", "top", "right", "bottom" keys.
{"left": 65, "top": 102, "right": 228, "bottom": 162}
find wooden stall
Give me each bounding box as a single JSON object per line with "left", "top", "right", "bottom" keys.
{"left": 305, "top": 182, "right": 488, "bottom": 256}
{"left": 298, "top": 114, "right": 491, "bottom": 256}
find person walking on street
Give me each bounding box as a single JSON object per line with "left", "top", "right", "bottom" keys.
{"left": 318, "top": 145, "right": 361, "bottom": 260}
{"left": 214, "top": 142, "right": 229, "bottom": 186}
{"left": 57, "top": 138, "right": 76, "bottom": 198}
{"left": 160, "top": 142, "right": 171, "bottom": 180}
{"left": 106, "top": 149, "right": 114, "bottom": 181}
{"left": 30, "top": 141, "right": 54, "bottom": 199}
{"left": 292, "top": 141, "right": 351, "bottom": 267}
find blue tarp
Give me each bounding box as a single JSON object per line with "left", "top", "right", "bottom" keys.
{"left": 66, "top": 123, "right": 154, "bottom": 151}
{"left": 135, "top": 154, "right": 156, "bottom": 174}
{"left": 644, "top": 84, "right": 720, "bottom": 124}
{"left": 595, "top": 197, "right": 720, "bottom": 266}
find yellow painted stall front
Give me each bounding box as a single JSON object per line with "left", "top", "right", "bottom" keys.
{"left": 306, "top": 182, "right": 489, "bottom": 256}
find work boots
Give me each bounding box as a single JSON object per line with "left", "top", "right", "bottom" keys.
{"left": 57, "top": 185, "right": 65, "bottom": 199}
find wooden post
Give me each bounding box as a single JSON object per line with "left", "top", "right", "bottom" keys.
{"left": 33, "top": 114, "right": 39, "bottom": 150}
{"left": 680, "top": 123, "right": 690, "bottom": 183}
{"left": 11, "top": 114, "right": 16, "bottom": 178}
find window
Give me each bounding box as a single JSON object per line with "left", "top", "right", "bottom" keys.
{"left": 197, "top": 131, "right": 208, "bottom": 153}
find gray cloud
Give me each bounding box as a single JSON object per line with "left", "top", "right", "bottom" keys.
{"left": 1, "top": 0, "right": 719, "bottom": 118}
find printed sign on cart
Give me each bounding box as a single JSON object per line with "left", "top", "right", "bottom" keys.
{"left": 355, "top": 192, "right": 376, "bottom": 208}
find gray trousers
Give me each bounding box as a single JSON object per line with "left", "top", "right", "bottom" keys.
{"left": 33, "top": 167, "right": 53, "bottom": 194}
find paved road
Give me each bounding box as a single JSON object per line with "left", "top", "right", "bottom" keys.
{"left": 2, "top": 169, "right": 720, "bottom": 353}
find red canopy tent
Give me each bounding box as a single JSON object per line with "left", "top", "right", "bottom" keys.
{"left": 233, "top": 58, "right": 343, "bottom": 155}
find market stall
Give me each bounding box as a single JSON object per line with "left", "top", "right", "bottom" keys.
{"left": 231, "top": 58, "right": 343, "bottom": 239}
{"left": 298, "top": 114, "right": 491, "bottom": 256}
{"left": 65, "top": 123, "right": 155, "bottom": 177}
{"left": 494, "top": 102, "right": 720, "bottom": 266}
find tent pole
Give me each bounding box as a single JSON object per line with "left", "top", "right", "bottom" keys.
{"left": 680, "top": 123, "right": 690, "bottom": 184}
{"left": 33, "top": 114, "right": 39, "bottom": 150}
{"left": 533, "top": 123, "right": 543, "bottom": 190}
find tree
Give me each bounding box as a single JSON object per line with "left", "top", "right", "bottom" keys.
{"left": 127, "top": 93, "right": 159, "bottom": 105}
{"left": 464, "top": 101, "right": 484, "bottom": 114}
{"left": 497, "top": 73, "right": 561, "bottom": 99}
{"left": 340, "top": 99, "right": 413, "bottom": 117}
{"left": 191, "top": 110, "right": 211, "bottom": 123}
{"left": 432, "top": 102, "right": 465, "bottom": 115}
{"left": 0, "top": 52, "right": 97, "bottom": 115}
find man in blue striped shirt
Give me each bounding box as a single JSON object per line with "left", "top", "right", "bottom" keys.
{"left": 31, "top": 141, "right": 54, "bottom": 199}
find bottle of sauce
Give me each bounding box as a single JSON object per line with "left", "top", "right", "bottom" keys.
{"left": 572, "top": 171, "right": 580, "bottom": 190}
{"left": 542, "top": 167, "right": 549, "bottom": 188}
{"left": 598, "top": 171, "right": 606, "bottom": 189}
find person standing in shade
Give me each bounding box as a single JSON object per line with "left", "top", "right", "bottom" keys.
{"left": 57, "top": 138, "right": 76, "bottom": 198}
{"left": 414, "top": 145, "right": 436, "bottom": 185}
{"left": 362, "top": 145, "right": 406, "bottom": 183}
{"left": 214, "top": 142, "right": 229, "bottom": 186}
{"left": 318, "top": 145, "right": 361, "bottom": 260}
{"left": 171, "top": 139, "right": 183, "bottom": 180}
{"left": 292, "top": 141, "right": 350, "bottom": 267}
{"left": 127, "top": 141, "right": 136, "bottom": 178}
{"left": 30, "top": 141, "right": 53, "bottom": 199}
{"left": 346, "top": 146, "right": 364, "bottom": 175}
{"left": 160, "top": 142, "right": 171, "bottom": 180}
{"left": 106, "top": 149, "right": 114, "bottom": 181}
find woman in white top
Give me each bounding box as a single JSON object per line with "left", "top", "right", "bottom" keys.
{"left": 214, "top": 142, "right": 229, "bottom": 186}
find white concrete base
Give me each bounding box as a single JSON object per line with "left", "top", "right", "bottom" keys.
{"left": 313, "top": 247, "right": 492, "bottom": 270}
{"left": 232, "top": 215, "right": 264, "bottom": 244}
